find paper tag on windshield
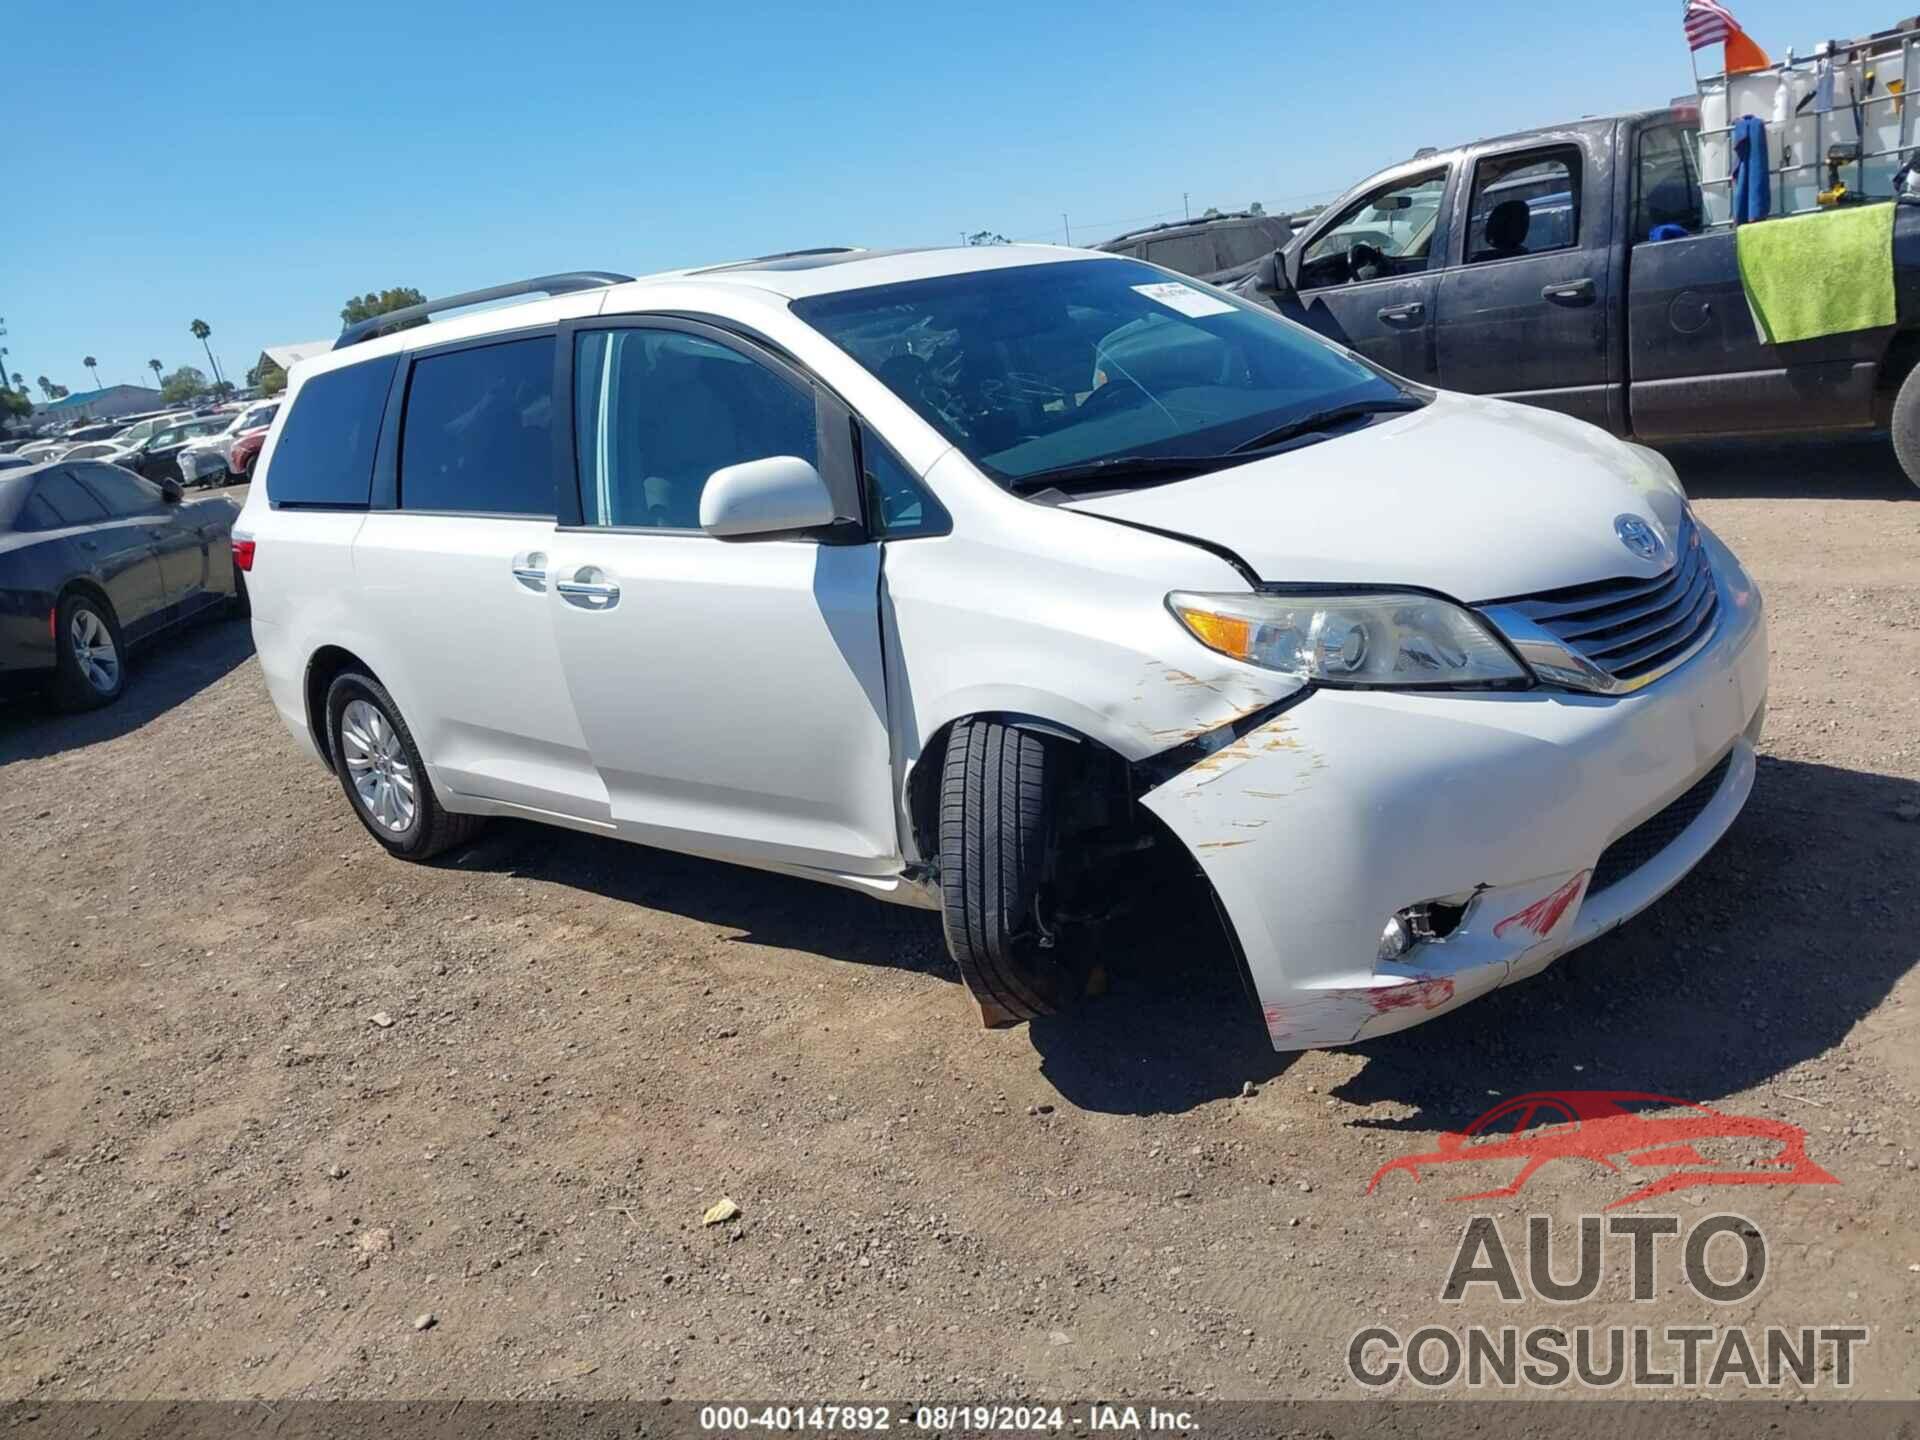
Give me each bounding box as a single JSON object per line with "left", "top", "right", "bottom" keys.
{"left": 1132, "top": 281, "right": 1235, "bottom": 318}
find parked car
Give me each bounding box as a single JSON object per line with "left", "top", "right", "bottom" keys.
{"left": 227, "top": 427, "right": 268, "bottom": 483}
{"left": 1098, "top": 211, "right": 1300, "bottom": 285}
{"left": 237, "top": 254, "right": 1766, "bottom": 1052}
{"left": 108, "top": 411, "right": 196, "bottom": 450}
{"left": 119, "top": 415, "right": 234, "bottom": 484}
{"left": 14, "top": 439, "right": 72, "bottom": 464}
{"left": 61, "top": 421, "right": 129, "bottom": 442}
{"left": 0, "top": 461, "right": 245, "bottom": 708}
{"left": 178, "top": 400, "right": 280, "bottom": 488}
{"left": 1236, "top": 106, "right": 1920, "bottom": 489}
{"left": 54, "top": 440, "right": 139, "bottom": 465}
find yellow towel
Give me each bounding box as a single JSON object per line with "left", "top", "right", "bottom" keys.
{"left": 1737, "top": 204, "right": 1897, "bottom": 345}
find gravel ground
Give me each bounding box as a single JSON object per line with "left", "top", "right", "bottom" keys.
{"left": 1, "top": 448, "right": 1916, "bottom": 1403}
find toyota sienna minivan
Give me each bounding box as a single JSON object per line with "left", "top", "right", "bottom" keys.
{"left": 236, "top": 246, "right": 1767, "bottom": 1050}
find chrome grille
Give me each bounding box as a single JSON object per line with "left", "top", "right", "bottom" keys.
{"left": 1495, "top": 518, "right": 1719, "bottom": 691}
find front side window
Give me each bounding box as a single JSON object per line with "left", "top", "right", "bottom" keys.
{"left": 793, "top": 257, "right": 1406, "bottom": 489}
{"left": 572, "top": 329, "right": 816, "bottom": 529}
{"left": 399, "top": 336, "right": 555, "bottom": 515}
{"left": 269, "top": 355, "right": 397, "bottom": 508}
{"left": 74, "top": 464, "right": 166, "bottom": 517}
{"left": 1300, "top": 171, "right": 1448, "bottom": 289}
{"left": 1465, "top": 147, "right": 1583, "bottom": 262}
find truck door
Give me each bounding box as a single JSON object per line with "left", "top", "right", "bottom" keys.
{"left": 1623, "top": 121, "right": 1881, "bottom": 439}
{"left": 1289, "top": 167, "right": 1449, "bottom": 385}
{"left": 1435, "top": 138, "right": 1619, "bottom": 429}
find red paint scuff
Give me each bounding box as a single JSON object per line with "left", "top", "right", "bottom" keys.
{"left": 1493, "top": 871, "right": 1590, "bottom": 940}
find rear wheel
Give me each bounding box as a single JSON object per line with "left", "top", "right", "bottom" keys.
{"left": 51, "top": 592, "right": 126, "bottom": 710}
{"left": 1891, "top": 363, "right": 1920, "bottom": 491}
{"left": 938, "top": 717, "right": 1077, "bottom": 1025}
{"left": 325, "top": 671, "right": 483, "bottom": 860}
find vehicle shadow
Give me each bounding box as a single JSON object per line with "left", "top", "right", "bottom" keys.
{"left": 1661, "top": 432, "right": 1916, "bottom": 500}
{"left": 441, "top": 820, "right": 959, "bottom": 980}
{"left": 436, "top": 755, "right": 1914, "bottom": 1126}
{"left": 1329, "top": 755, "right": 1920, "bottom": 1132}
{"left": 0, "top": 614, "right": 253, "bottom": 767}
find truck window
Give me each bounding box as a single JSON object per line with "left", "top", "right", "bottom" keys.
{"left": 1299, "top": 171, "right": 1447, "bottom": 291}
{"left": 1145, "top": 232, "right": 1219, "bottom": 277}
{"left": 1214, "top": 222, "right": 1276, "bottom": 269}
{"left": 1465, "top": 147, "right": 1582, "bottom": 262}
{"left": 1634, "top": 124, "right": 1705, "bottom": 240}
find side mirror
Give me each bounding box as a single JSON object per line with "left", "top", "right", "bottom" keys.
{"left": 158, "top": 477, "right": 184, "bottom": 503}
{"left": 700, "top": 455, "right": 838, "bottom": 540}
{"left": 1253, "top": 250, "right": 1297, "bottom": 303}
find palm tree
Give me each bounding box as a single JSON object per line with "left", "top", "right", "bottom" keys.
{"left": 36, "top": 375, "right": 52, "bottom": 401}
{"left": 83, "top": 356, "right": 101, "bottom": 390}
{"left": 10, "top": 373, "right": 23, "bottom": 395}
{"left": 189, "top": 319, "right": 223, "bottom": 389}
{"left": 148, "top": 358, "right": 163, "bottom": 389}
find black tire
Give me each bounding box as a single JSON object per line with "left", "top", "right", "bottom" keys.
{"left": 324, "top": 671, "right": 483, "bottom": 861}
{"left": 1893, "top": 364, "right": 1920, "bottom": 491}
{"left": 938, "top": 717, "right": 1073, "bottom": 1025}
{"left": 50, "top": 590, "right": 126, "bottom": 711}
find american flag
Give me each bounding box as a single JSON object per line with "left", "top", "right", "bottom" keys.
{"left": 1683, "top": 0, "right": 1737, "bottom": 50}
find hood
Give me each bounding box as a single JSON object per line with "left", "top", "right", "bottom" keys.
{"left": 1062, "top": 393, "right": 1690, "bottom": 602}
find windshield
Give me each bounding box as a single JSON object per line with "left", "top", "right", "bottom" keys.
{"left": 791, "top": 257, "right": 1409, "bottom": 486}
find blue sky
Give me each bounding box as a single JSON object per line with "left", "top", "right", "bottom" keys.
{"left": 3, "top": 0, "right": 1892, "bottom": 397}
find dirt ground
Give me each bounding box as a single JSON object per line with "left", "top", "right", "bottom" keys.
{"left": 2, "top": 441, "right": 1917, "bottom": 1405}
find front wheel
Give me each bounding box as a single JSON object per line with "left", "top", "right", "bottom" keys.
{"left": 324, "top": 671, "right": 482, "bottom": 860}
{"left": 1890, "top": 363, "right": 1920, "bottom": 491}
{"left": 938, "top": 718, "right": 1078, "bottom": 1026}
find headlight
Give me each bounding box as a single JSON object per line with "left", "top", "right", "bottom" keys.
{"left": 1167, "top": 590, "right": 1528, "bottom": 687}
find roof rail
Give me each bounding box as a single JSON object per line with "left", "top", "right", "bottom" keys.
{"left": 332, "top": 271, "right": 636, "bottom": 350}
{"left": 690, "top": 247, "right": 862, "bottom": 275}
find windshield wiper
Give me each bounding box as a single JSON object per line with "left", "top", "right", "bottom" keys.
{"left": 1228, "top": 396, "right": 1425, "bottom": 455}
{"left": 1007, "top": 453, "right": 1239, "bottom": 494}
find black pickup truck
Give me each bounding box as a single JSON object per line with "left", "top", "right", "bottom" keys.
{"left": 1238, "top": 108, "right": 1920, "bottom": 488}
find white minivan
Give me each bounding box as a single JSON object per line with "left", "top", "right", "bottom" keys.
{"left": 236, "top": 246, "right": 1767, "bottom": 1051}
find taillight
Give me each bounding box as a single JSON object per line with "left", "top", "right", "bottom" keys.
{"left": 232, "top": 537, "right": 256, "bottom": 572}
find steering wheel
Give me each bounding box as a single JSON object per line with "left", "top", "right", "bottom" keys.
{"left": 1347, "top": 241, "right": 1385, "bottom": 282}
{"left": 1076, "top": 373, "right": 1151, "bottom": 417}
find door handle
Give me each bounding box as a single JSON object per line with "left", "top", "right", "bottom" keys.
{"left": 1542, "top": 277, "right": 1597, "bottom": 304}
{"left": 1377, "top": 302, "right": 1426, "bottom": 324}
{"left": 511, "top": 550, "right": 548, "bottom": 592}
{"left": 556, "top": 566, "right": 620, "bottom": 609}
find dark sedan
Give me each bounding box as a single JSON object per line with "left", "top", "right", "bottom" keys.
{"left": 0, "top": 461, "right": 245, "bottom": 709}
{"left": 120, "top": 415, "right": 234, "bottom": 484}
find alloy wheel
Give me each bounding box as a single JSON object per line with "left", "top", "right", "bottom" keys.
{"left": 340, "top": 699, "right": 417, "bottom": 833}
{"left": 70, "top": 610, "right": 119, "bottom": 694}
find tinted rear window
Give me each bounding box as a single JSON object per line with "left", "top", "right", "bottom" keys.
{"left": 399, "top": 336, "right": 555, "bottom": 515}
{"left": 267, "top": 355, "right": 397, "bottom": 507}
{"left": 75, "top": 464, "right": 167, "bottom": 517}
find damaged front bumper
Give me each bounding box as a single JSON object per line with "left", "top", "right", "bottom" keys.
{"left": 1139, "top": 529, "right": 1769, "bottom": 1052}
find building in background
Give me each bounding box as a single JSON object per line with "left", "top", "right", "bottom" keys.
{"left": 35, "top": 384, "right": 165, "bottom": 424}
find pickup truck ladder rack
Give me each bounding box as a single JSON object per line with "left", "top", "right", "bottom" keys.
{"left": 333, "top": 271, "right": 636, "bottom": 350}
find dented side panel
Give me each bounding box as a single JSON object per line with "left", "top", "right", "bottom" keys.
{"left": 880, "top": 449, "right": 1306, "bottom": 860}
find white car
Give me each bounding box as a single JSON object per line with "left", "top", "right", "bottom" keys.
{"left": 236, "top": 249, "right": 1766, "bottom": 1051}
{"left": 178, "top": 401, "right": 280, "bottom": 488}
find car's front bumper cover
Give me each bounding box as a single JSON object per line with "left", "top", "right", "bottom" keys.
{"left": 1139, "top": 523, "right": 1769, "bottom": 1052}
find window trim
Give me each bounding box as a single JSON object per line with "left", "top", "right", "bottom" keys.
{"left": 377, "top": 324, "right": 561, "bottom": 519}
{"left": 552, "top": 313, "right": 867, "bottom": 541}
{"left": 1459, "top": 142, "right": 1585, "bottom": 267}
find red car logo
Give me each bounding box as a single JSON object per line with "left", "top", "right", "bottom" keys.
{"left": 1367, "top": 1091, "right": 1838, "bottom": 1210}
